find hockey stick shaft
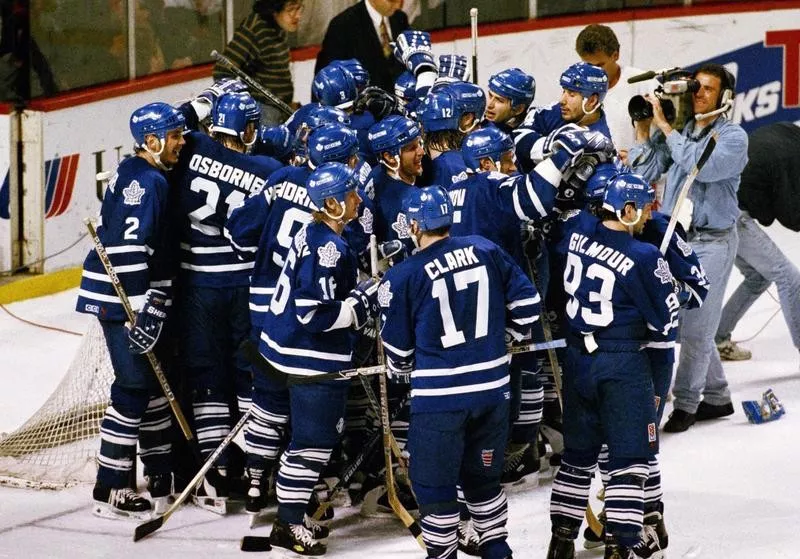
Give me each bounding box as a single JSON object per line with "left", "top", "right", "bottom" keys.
{"left": 134, "top": 409, "right": 251, "bottom": 541}
{"left": 85, "top": 219, "right": 193, "bottom": 441}
{"left": 469, "top": 8, "right": 478, "bottom": 85}
{"left": 658, "top": 131, "right": 718, "bottom": 255}
{"left": 370, "top": 235, "right": 425, "bottom": 550}
{"left": 358, "top": 373, "right": 406, "bottom": 463}
{"left": 210, "top": 50, "right": 294, "bottom": 118}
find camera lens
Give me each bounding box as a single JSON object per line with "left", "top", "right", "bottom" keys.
{"left": 628, "top": 95, "right": 653, "bottom": 121}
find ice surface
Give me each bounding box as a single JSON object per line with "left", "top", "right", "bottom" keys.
{"left": 1, "top": 223, "right": 799, "bottom": 558}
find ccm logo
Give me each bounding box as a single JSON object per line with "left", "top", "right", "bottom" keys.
{"left": 85, "top": 304, "right": 100, "bottom": 313}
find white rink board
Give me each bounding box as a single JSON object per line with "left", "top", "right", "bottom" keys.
{"left": 33, "top": 6, "right": 800, "bottom": 271}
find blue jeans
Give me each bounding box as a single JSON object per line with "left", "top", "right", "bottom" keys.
{"left": 716, "top": 212, "right": 800, "bottom": 350}
{"left": 673, "top": 226, "right": 738, "bottom": 413}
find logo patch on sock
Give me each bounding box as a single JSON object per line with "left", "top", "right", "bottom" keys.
{"left": 648, "top": 422, "right": 657, "bottom": 443}
{"left": 481, "top": 449, "right": 494, "bottom": 468}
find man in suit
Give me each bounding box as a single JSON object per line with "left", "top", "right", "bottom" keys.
{"left": 315, "top": 0, "right": 410, "bottom": 93}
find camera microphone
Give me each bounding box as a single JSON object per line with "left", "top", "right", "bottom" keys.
{"left": 627, "top": 70, "right": 656, "bottom": 84}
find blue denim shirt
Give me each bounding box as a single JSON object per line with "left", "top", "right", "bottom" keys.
{"left": 629, "top": 117, "right": 749, "bottom": 230}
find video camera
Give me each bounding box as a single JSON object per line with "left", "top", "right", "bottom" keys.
{"left": 627, "top": 68, "right": 700, "bottom": 131}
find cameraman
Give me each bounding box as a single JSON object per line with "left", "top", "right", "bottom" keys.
{"left": 629, "top": 63, "right": 749, "bottom": 434}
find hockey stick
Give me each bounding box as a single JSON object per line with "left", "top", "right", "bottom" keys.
{"left": 358, "top": 373, "right": 406, "bottom": 463}
{"left": 210, "top": 50, "right": 294, "bottom": 119}
{"left": 370, "top": 235, "right": 426, "bottom": 550}
{"left": 469, "top": 8, "right": 479, "bottom": 85}
{"left": 134, "top": 409, "right": 252, "bottom": 541}
{"left": 658, "top": 131, "right": 718, "bottom": 255}
{"left": 85, "top": 219, "right": 193, "bottom": 441}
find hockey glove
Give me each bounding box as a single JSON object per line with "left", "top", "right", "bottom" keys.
{"left": 542, "top": 123, "right": 583, "bottom": 155}
{"left": 550, "top": 129, "right": 614, "bottom": 173}
{"left": 387, "top": 358, "right": 413, "bottom": 384}
{"left": 379, "top": 240, "right": 407, "bottom": 265}
{"left": 127, "top": 289, "right": 168, "bottom": 354}
{"left": 354, "top": 86, "right": 398, "bottom": 120}
{"left": 437, "top": 54, "right": 470, "bottom": 82}
{"left": 345, "top": 279, "right": 379, "bottom": 330}
{"left": 392, "top": 31, "right": 437, "bottom": 76}
{"left": 197, "top": 77, "right": 246, "bottom": 104}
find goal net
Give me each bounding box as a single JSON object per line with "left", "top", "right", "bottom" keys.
{"left": 0, "top": 319, "right": 113, "bottom": 489}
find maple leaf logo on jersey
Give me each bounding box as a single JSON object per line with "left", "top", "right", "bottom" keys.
{"left": 391, "top": 213, "right": 410, "bottom": 238}
{"left": 378, "top": 281, "right": 393, "bottom": 308}
{"left": 654, "top": 258, "right": 673, "bottom": 285}
{"left": 359, "top": 207, "right": 374, "bottom": 234}
{"left": 294, "top": 226, "right": 308, "bottom": 252}
{"left": 122, "top": 180, "right": 145, "bottom": 206}
{"left": 317, "top": 241, "right": 342, "bottom": 268}
{"left": 675, "top": 235, "right": 693, "bottom": 257}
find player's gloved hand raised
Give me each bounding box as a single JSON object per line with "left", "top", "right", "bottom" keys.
{"left": 437, "top": 54, "right": 470, "bottom": 82}
{"left": 197, "top": 78, "right": 246, "bottom": 104}
{"left": 392, "top": 31, "right": 437, "bottom": 76}
{"left": 354, "top": 86, "right": 398, "bottom": 120}
{"left": 550, "top": 129, "right": 613, "bottom": 172}
{"left": 542, "top": 123, "right": 583, "bottom": 155}
{"left": 345, "top": 279, "right": 379, "bottom": 330}
{"left": 127, "top": 289, "right": 168, "bottom": 354}
{"left": 379, "top": 240, "right": 406, "bottom": 265}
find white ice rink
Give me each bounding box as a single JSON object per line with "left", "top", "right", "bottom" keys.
{"left": 1, "top": 223, "right": 799, "bottom": 558}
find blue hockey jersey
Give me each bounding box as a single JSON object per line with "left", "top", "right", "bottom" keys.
{"left": 512, "top": 102, "right": 611, "bottom": 173}
{"left": 423, "top": 150, "right": 469, "bottom": 190}
{"left": 172, "top": 131, "right": 282, "bottom": 288}
{"left": 553, "top": 211, "right": 679, "bottom": 345}
{"left": 364, "top": 165, "right": 418, "bottom": 254}
{"left": 379, "top": 235, "right": 540, "bottom": 413}
{"left": 259, "top": 221, "right": 359, "bottom": 376}
{"left": 77, "top": 156, "right": 173, "bottom": 321}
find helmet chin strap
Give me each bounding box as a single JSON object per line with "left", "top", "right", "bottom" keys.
{"left": 459, "top": 119, "right": 479, "bottom": 134}
{"left": 381, "top": 154, "right": 401, "bottom": 175}
{"left": 617, "top": 208, "right": 642, "bottom": 228}
{"left": 322, "top": 199, "right": 350, "bottom": 225}
{"left": 581, "top": 97, "right": 600, "bottom": 116}
{"left": 145, "top": 137, "right": 171, "bottom": 171}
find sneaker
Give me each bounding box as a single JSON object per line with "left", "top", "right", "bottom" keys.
{"left": 457, "top": 518, "right": 481, "bottom": 556}
{"left": 93, "top": 483, "right": 152, "bottom": 520}
{"left": 546, "top": 533, "right": 575, "bottom": 559}
{"left": 695, "top": 401, "right": 735, "bottom": 421}
{"left": 501, "top": 444, "right": 540, "bottom": 485}
{"left": 629, "top": 511, "right": 668, "bottom": 558}
{"left": 662, "top": 409, "right": 696, "bottom": 433}
{"left": 716, "top": 339, "right": 751, "bottom": 361}
{"left": 269, "top": 518, "right": 327, "bottom": 556}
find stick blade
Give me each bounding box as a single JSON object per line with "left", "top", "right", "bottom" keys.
{"left": 241, "top": 536, "right": 272, "bottom": 552}
{"left": 133, "top": 515, "right": 164, "bottom": 542}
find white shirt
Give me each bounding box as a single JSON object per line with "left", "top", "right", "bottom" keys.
{"left": 603, "top": 65, "right": 657, "bottom": 153}
{"left": 365, "top": 0, "right": 392, "bottom": 44}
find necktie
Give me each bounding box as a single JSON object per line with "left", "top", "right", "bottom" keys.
{"left": 379, "top": 19, "right": 392, "bottom": 59}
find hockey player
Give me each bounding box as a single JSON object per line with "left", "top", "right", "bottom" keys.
{"left": 546, "top": 173, "right": 680, "bottom": 559}
{"left": 512, "top": 61, "right": 611, "bottom": 174}
{"left": 379, "top": 185, "right": 541, "bottom": 559}
{"left": 485, "top": 68, "right": 536, "bottom": 133}
{"left": 171, "top": 91, "right": 283, "bottom": 510}
{"left": 260, "top": 162, "right": 377, "bottom": 555}
{"left": 395, "top": 71, "right": 419, "bottom": 117}
{"left": 77, "top": 102, "right": 186, "bottom": 518}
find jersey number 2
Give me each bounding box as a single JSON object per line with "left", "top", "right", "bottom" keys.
{"left": 431, "top": 265, "right": 488, "bottom": 348}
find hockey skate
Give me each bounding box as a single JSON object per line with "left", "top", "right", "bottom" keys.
{"left": 501, "top": 443, "right": 540, "bottom": 487}
{"left": 92, "top": 483, "right": 152, "bottom": 521}
{"left": 583, "top": 509, "right": 605, "bottom": 549}
{"left": 269, "top": 518, "right": 327, "bottom": 556}
{"left": 146, "top": 473, "right": 174, "bottom": 515}
{"left": 359, "top": 473, "right": 419, "bottom": 518}
{"left": 458, "top": 518, "right": 481, "bottom": 556}
{"left": 193, "top": 467, "right": 229, "bottom": 515}
{"left": 546, "top": 529, "right": 576, "bottom": 559}
{"left": 629, "top": 511, "right": 668, "bottom": 558}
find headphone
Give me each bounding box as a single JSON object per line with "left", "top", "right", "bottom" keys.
{"left": 694, "top": 64, "right": 736, "bottom": 111}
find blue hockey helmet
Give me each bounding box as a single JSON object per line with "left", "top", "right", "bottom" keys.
{"left": 584, "top": 159, "right": 630, "bottom": 205}
{"left": 256, "top": 124, "right": 293, "bottom": 160}
{"left": 462, "top": 127, "right": 515, "bottom": 172}
{"left": 307, "top": 162, "right": 360, "bottom": 209}
{"left": 130, "top": 102, "right": 185, "bottom": 149}
{"left": 368, "top": 114, "right": 421, "bottom": 157}
{"left": 288, "top": 104, "right": 351, "bottom": 163}
{"left": 560, "top": 62, "right": 609, "bottom": 105}
{"left": 602, "top": 172, "right": 655, "bottom": 226}
{"left": 307, "top": 123, "right": 359, "bottom": 168}
{"left": 210, "top": 92, "right": 260, "bottom": 145}
{"left": 330, "top": 59, "right": 370, "bottom": 92}
{"left": 312, "top": 64, "right": 359, "bottom": 110}
{"left": 418, "top": 89, "right": 460, "bottom": 132}
{"left": 445, "top": 81, "right": 487, "bottom": 122}
{"left": 404, "top": 185, "right": 453, "bottom": 231}
{"left": 394, "top": 71, "right": 417, "bottom": 108}
{"left": 488, "top": 67, "right": 536, "bottom": 108}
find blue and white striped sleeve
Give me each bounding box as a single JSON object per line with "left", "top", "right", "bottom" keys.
{"left": 378, "top": 271, "right": 415, "bottom": 373}
{"left": 224, "top": 188, "right": 272, "bottom": 261}
{"left": 495, "top": 246, "right": 540, "bottom": 341}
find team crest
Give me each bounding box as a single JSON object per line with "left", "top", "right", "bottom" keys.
{"left": 392, "top": 212, "right": 410, "bottom": 238}
{"left": 653, "top": 258, "right": 673, "bottom": 285}
{"left": 122, "top": 180, "right": 145, "bottom": 206}
{"left": 317, "top": 241, "right": 342, "bottom": 268}
{"left": 359, "top": 207, "right": 374, "bottom": 234}
{"left": 675, "top": 235, "right": 693, "bottom": 257}
{"left": 481, "top": 449, "right": 494, "bottom": 468}
{"left": 378, "top": 281, "right": 393, "bottom": 308}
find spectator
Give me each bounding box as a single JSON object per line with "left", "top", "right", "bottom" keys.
{"left": 315, "top": 0, "right": 410, "bottom": 94}
{"left": 715, "top": 122, "right": 800, "bottom": 363}
{"left": 575, "top": 23, "right": 655, "bottom": 161}
{"left": 629, "top": 63, "right": 749, "bottom": 433}
{"left": 0, "top": 0, "right": 58, "bottom": 100}
{"left": 213, "top": 0, "right": 303, "bottom": 124}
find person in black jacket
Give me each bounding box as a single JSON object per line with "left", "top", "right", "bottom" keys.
{"left": 715, "top": 122, "right": 800, "bottom": 362}
{"left": 314, "top": 0, "right": 410, "bottom": 94}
